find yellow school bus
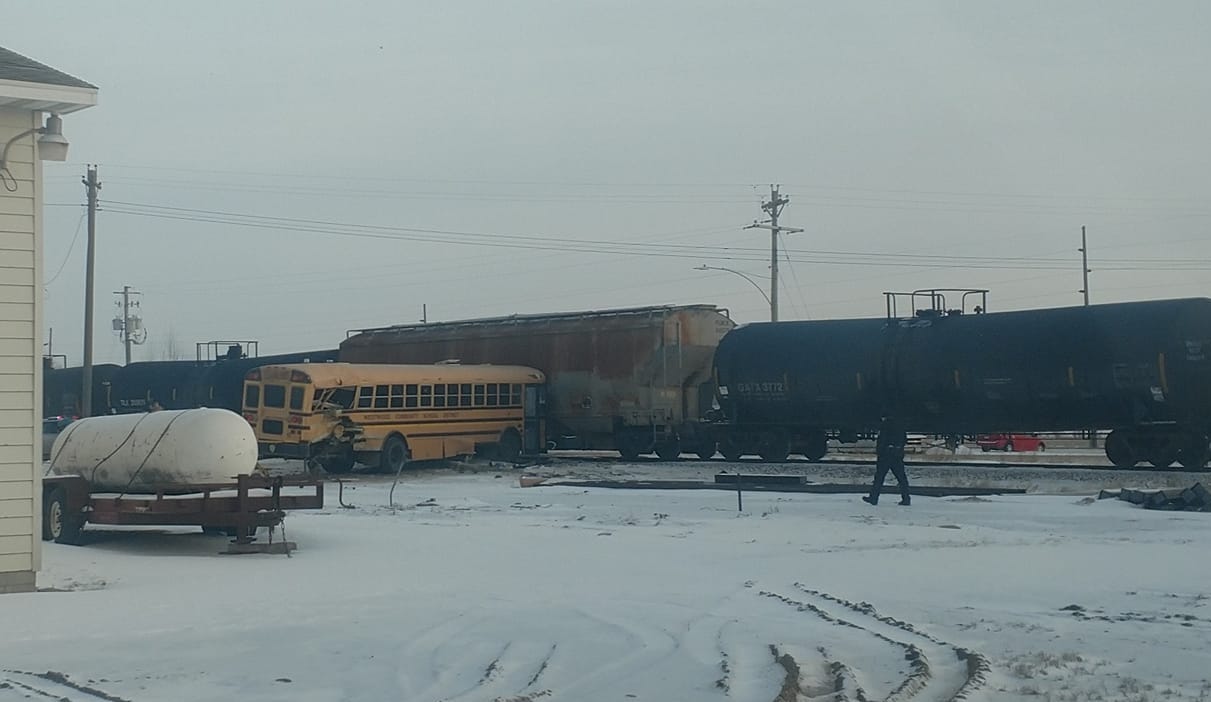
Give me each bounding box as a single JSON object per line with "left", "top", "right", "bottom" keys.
{"left": 243, "top": 363, "right": 545, "bottom": 473}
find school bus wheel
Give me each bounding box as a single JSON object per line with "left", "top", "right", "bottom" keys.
{"left": 495, "top": 429, "right": 522, "bottom": 462}
{"left": 379, "top": 434, "right": 409, "bottom": 473}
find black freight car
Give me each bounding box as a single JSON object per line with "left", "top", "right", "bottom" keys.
{"left": 42, "top": 363, "right": 120, "bottom": 418}
{"left": 713, "top": 298, "right": 1211, "bottom": 469}
{"left": 48, "top": 349, "right": 338, "bottom": 416}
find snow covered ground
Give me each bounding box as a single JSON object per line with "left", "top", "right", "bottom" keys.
{"left": 3, "top": 463, "right": 1210, "bottom": 702}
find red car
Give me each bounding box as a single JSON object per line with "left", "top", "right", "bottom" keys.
{"left": 976, "top": 433, "right": 1045, "bottom": 452}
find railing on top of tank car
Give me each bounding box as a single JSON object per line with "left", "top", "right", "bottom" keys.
{"left": 883, "top": 288, "right": 989, "bottom": 320}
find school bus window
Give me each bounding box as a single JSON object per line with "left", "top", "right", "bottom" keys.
{"left": 264, "top": 384, "right": 286, "bottom": 408}
{"left": 511, "top": 384, "right": 522, "bottom": 406}
{"left": 420, "top": 385, "right": 432, "bottom": 408}
{"left": 244, "top": 384, "right": 260, "bottom": 409}
{"left": 290, "top": 386, "right": 305, "bottom": 411}
{"left": 460, "top": 384, "right": 472, "bottom": 407}
{"left": 374, "top": 384, "right": 390, "bottom": 409}
{"left": 357, "top": 386, "right": 373, "bottom": 409}
{"left": 474, "top": 384, "right": 485, "bottom": 406}
{"left": 390, "top": 384, "right": 404, "bottom": 409}
{"left": 447, "top": 385, "right": 460, "bottom": 407}
{"left": 405, "top": 384, "right": 419, "bottom": 408}
{"left": 487, "top": 383, "right": 498, "bottom": 407}
{"left": 433, "top": 383, "right": 446, "bottom": 407}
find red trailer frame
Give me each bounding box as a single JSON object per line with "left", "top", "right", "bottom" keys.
{"left": 42, "top": 474, "right": 324, "bottom": 551}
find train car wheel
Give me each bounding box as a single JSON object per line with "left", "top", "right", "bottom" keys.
{"left": 615, "top": 431, "right": 648, "bottom": 461}
{"left": 1104, "top": 431, "right": 1136, "bottom": 469}
{"left": 1177, "top": 435, "right": 1209, "bottom": 470}
{"left": 718, "top": 435, "right": 745, "bottom": 461}
{"left": 653, "top": 437, "right": 681, "bottom": 461}
{"left": 1148, "top": 450, "right": 1177, "bottom": 470}
{"left": 757, "top": 432, "right": 791, "bottom": 462}
{"left": 693, "top": 441, "right": 717, "bottom": 460}
{"left": 802, "top": 432, "right": 828, "bottom": 462}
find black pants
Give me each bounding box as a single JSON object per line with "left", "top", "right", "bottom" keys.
{"left": 870, "top": 454, "right": 910, "bottom": 502}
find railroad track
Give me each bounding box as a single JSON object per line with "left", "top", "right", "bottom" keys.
{"left": 548, "top": 451, "right": 1211, "bottom": 473}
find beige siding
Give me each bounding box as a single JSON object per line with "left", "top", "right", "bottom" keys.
{"left": 0, "top": 107, "right": 40, "bottom": 577}
{"left": 0, "top": 497, "right": 33, "bottom": 518}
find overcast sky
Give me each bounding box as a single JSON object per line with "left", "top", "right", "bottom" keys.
{"left": 8, "top": 1, "right": 1210, "bottom": 364}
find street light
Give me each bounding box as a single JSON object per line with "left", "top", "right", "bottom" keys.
{"left": 0, "top": 113, "right": 71, "bottom": 191}
{"left": 694, "top": 264, "right": 773, "bottom": 319}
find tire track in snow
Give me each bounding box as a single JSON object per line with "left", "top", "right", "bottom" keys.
{"left": 437, "top": 640, "right": 558, "bottom": 702}
{"left": 758, "top": 586, "right": 987, "bottom": 702}
{"left": 1, "top": 671, "right": 130, "bottom": 701}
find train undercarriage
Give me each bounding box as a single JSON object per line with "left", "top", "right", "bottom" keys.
{"left": 610, "top": 420, "right": 1210, "bottom": 472}
{"left": 1103, "top": 426, "right": 1209, "bottom": 470}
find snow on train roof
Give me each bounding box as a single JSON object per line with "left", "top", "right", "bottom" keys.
{"left": 345, "top": 303, "right": 727, "bottom": 338}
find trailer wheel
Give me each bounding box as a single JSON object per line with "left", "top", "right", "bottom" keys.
{"left": 46, "top": 487, "right": 84, "bottom": 546}
{"left": 379, "top": 434, "right": 409, "bottom": 474}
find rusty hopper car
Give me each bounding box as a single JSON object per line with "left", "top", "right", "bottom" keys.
{"left": 341, "top": 305, "right": 736, "bottom": 459}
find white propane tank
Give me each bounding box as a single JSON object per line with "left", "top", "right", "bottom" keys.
{"left": 46, "top": 408, "right": 258, "bottom": 492}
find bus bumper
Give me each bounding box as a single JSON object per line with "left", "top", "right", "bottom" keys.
{"left": 259, "top": 442, "right": 309, "bottom": 460}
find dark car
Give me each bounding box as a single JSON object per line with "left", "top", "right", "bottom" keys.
{"left": 42, "top": 416, "right": 73, "bottom": 460}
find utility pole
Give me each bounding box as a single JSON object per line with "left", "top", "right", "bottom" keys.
{"left": 1079, "top": 225, "right": 1090, "bottom": 306}
{"left": 744, "top": 185, "right": 802, "bottom": 321}
{"left": 1079, "top": 225, "right": 1096, "bottom": 448}
{"left": 81, "top": 165, "right": 100, "bottom": 417}
{"left": 113, "top": 285, "right": 146, "bottom": 364}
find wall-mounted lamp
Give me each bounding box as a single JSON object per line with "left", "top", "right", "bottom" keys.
{"left": 0, "top": 113, "right": 71, "bottom": 191}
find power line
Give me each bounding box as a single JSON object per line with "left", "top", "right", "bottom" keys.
{"left": 95, "top": 201, "right": 1211, "bottom": 272}
{"left": 44, "top": 212, "right": 86, "bottom": 286}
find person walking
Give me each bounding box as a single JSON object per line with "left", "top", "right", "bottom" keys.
{"left": 863, "top": 416, "right": 911, "bottom": 506}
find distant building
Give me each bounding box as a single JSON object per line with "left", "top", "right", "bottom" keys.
{"left": 0, "top": 46, "right": 96, "bottom": 594}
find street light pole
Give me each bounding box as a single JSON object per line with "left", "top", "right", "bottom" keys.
{"left": 694, "top": 265, "right": 773, "bottom": 312}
